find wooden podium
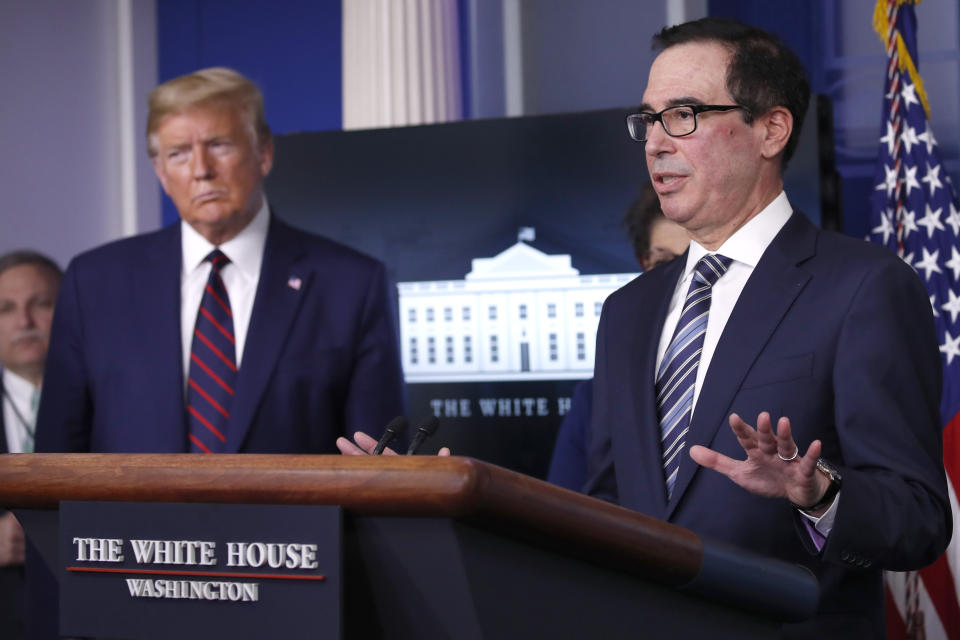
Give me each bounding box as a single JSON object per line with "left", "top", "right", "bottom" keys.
{"left": 0, "top": 454, "right": 817, "bottom": 638}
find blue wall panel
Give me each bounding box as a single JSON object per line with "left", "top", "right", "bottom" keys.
{"left": 156, "top": 0, "right": 342, "bottom": 225}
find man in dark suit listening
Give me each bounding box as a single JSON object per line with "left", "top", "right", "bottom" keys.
{"left": 0, "top": 250, "right": 61, "bottom": 639}
{"left": 36, "top": 67, "right": 404, "bottom": 455}
{"left": 587, "top": 19, "right": 950, "bottom": 637}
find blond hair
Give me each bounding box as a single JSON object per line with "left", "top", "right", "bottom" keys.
{"left": 146, "top": 67, "right": 272, "bottom": 157}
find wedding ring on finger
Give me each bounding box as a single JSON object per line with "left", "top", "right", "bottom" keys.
{"left": 777, "top": 447, "right": 799, "bottom": 462}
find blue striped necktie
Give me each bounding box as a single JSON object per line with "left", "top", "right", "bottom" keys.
{"left": 186, "top": 249, "right": 237, "bottom": 453}
{"left": 656, "top": 253, "right": 732, "bottom": 498}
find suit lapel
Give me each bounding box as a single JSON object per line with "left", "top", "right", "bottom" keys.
{"left": 227, "top": 217, "right": 310, "bottom": 452}
{"left": 621, "top": 256, "right": 685, "bottom": 517}
{"left": 666, "top": 213, "right": 816, "bottom": 518}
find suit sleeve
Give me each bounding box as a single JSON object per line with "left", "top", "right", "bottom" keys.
{"left": 584, "top": 303, "right": 620, "bottom": 502}
{"left": 342, "top": 262, "right": 406, "bottom": 442}
{"left": 818, "top": 257, "right": 951, "bottom": 571}
{"left": 34, "top": 262, "right": 93, "bottom": 452}
{"left": 547, "top": 379, "right": 593, "bottom": 491}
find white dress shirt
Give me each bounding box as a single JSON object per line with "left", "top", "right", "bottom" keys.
{"left": 2, "top": 369, "right": 38, "bottom": 453}
{"left": 653, "top": 191, "right": 838, "bottom": 534}
{"left": 655, "top": 191, "right": 793, "bottom": 404}
{"left": 180, "top": 198, "right": 269, "bottom": 384}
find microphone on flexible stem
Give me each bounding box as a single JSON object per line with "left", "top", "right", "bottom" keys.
{"left": 373, "top": 416, "right": 408, "bottom": 455}
{"left": 406, "top": 415, "right": 441, "bottom": 455}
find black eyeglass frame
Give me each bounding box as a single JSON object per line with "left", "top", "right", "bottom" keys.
{"left": 625, "top": 104, "right": 750, "bottom": 142}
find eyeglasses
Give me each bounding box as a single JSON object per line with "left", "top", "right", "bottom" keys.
{"left": 626, "top": 104, "right": 749, "bottom": 142}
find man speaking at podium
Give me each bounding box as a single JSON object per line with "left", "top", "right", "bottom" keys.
{"left": 587, "top": 18, "right": 950, "bottom": 636}
{"left": 35, "top": 67, "right": 404, "bottom": 455}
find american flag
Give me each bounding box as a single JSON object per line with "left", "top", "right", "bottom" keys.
{"left": 869, "top": 1, "right": 960, "bottom": 638}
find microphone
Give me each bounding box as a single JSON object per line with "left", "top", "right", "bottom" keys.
{"left": 372, "top": 416, "right": 408, "bottom": 455}
{"left": 406, "top": 415, "right": 441, "bottom": 455}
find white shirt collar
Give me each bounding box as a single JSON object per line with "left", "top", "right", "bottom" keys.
{"left": 2, "top": 368, "right": 38, "bottom": 397}
{"left": 684, "top": 191, "right": 793, "bottom": 273}
{"left": 181, "top": 197, "right": 270, "bottom": 281}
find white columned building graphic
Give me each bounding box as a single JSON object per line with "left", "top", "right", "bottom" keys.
{"left": 398, "top": 231, "right": 638, "bottom": 382}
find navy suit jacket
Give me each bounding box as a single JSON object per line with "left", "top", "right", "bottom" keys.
{"left": 35, "top": 215, "right": 405, "bottom": 454}
{"left": 586, "top": 212, "right": 951, "bottom": 637}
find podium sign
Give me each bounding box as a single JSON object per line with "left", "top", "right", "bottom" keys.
{"left": 59, "top": 502, "right": 341, "bottom": 640}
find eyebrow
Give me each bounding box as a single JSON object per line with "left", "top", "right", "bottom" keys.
{"left": 637, "top": 96, "right": 707, "bottom": 112}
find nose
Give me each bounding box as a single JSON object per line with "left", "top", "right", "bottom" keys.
{"left": 13, "top": 305, "right": 34, "bottom": 329}
{"left": 191, "top": 145, "right": 214, "bottom": 179}
{"left": 644, "top": 119, "right": 674, "bottom": 158}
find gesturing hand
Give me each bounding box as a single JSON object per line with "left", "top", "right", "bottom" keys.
{"left": 336, "top": 431, "right": 451, "bottom": 457}
{"left": 689, "top": 412, "right": 830, "bottom": 514}
{"left": 0, "top": 512, "right": 25, "bottom": 567}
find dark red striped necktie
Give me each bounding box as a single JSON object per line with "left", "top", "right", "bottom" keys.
{"left": 187, "top": 249, "right": 236, "bottom": 453}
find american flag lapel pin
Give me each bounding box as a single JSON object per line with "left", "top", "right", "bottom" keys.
{"left": 287, "top": 275, "right": 302, "bottom": 291}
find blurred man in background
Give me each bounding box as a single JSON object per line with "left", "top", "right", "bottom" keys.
{"left": 0, "top": 249, "right": 61, "bottom": 640}
{"left": 36, "top": 67, "right": 404, "bottom": 456}
{"left": 32, "top": 65, "right": 406, "bottom": 640}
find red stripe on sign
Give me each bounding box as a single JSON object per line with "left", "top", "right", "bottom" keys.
{"left": 67, "top": 566, "right": 325, "bottom": 581}
{"left": 189, "top": 379, "right": 230, "bottom": 418}
{"left": 200, "top": 307, "right": 235, "bottom": 344}
{"left": 205, "top": 284, "right": 233, "bottom": 317}
{"left": 188, "top": 406, "right": 227, "bottom": 442}
{"left": 188, "top": 433, "right": 213, "bottom": 454}
{"left": 194, "top": 329, "right": 237, "bottom": 372}
{"left": 190, "top": 354, "right": 234, "bottom": 395}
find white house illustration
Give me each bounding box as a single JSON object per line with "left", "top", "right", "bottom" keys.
{"left": 397, "top": 231, "right": 639, "bottom": 382}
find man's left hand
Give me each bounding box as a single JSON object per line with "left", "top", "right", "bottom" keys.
{"left": 0, "top": 512, "right": 25, "bottom": 567}
{"left": 336, "top": 431, "right": 451, "bottom": 457}
{"left": 689, "top": 412, "right": 831, "bottom": 514}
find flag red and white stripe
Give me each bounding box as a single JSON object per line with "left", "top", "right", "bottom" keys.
{"left": 869, "top": 1, "right": 960, "bottom": 637}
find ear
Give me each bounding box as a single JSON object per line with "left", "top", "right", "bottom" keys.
{"left": 258, "top": 137, "right": 275, "bottom": 177}
{"left": 758, "top": 106, "right": 793, "bottom": 160}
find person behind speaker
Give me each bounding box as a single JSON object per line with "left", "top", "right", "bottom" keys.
{"left": 547, "top": 183, "right": 688, "bottom": 491}
{"left": 35, "top": 67, "right": 405, "bottom": 455}
{"left": 0, "top": 250, "right": 61, "bottom": 639}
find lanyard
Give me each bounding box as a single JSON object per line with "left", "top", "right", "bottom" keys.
{"left": 2, "top": 386, "right": 35, "bottom": 446}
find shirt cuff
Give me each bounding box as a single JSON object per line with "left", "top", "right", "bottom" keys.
{"left": 797, "top": 490, "right": 840, "bottom": 551}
